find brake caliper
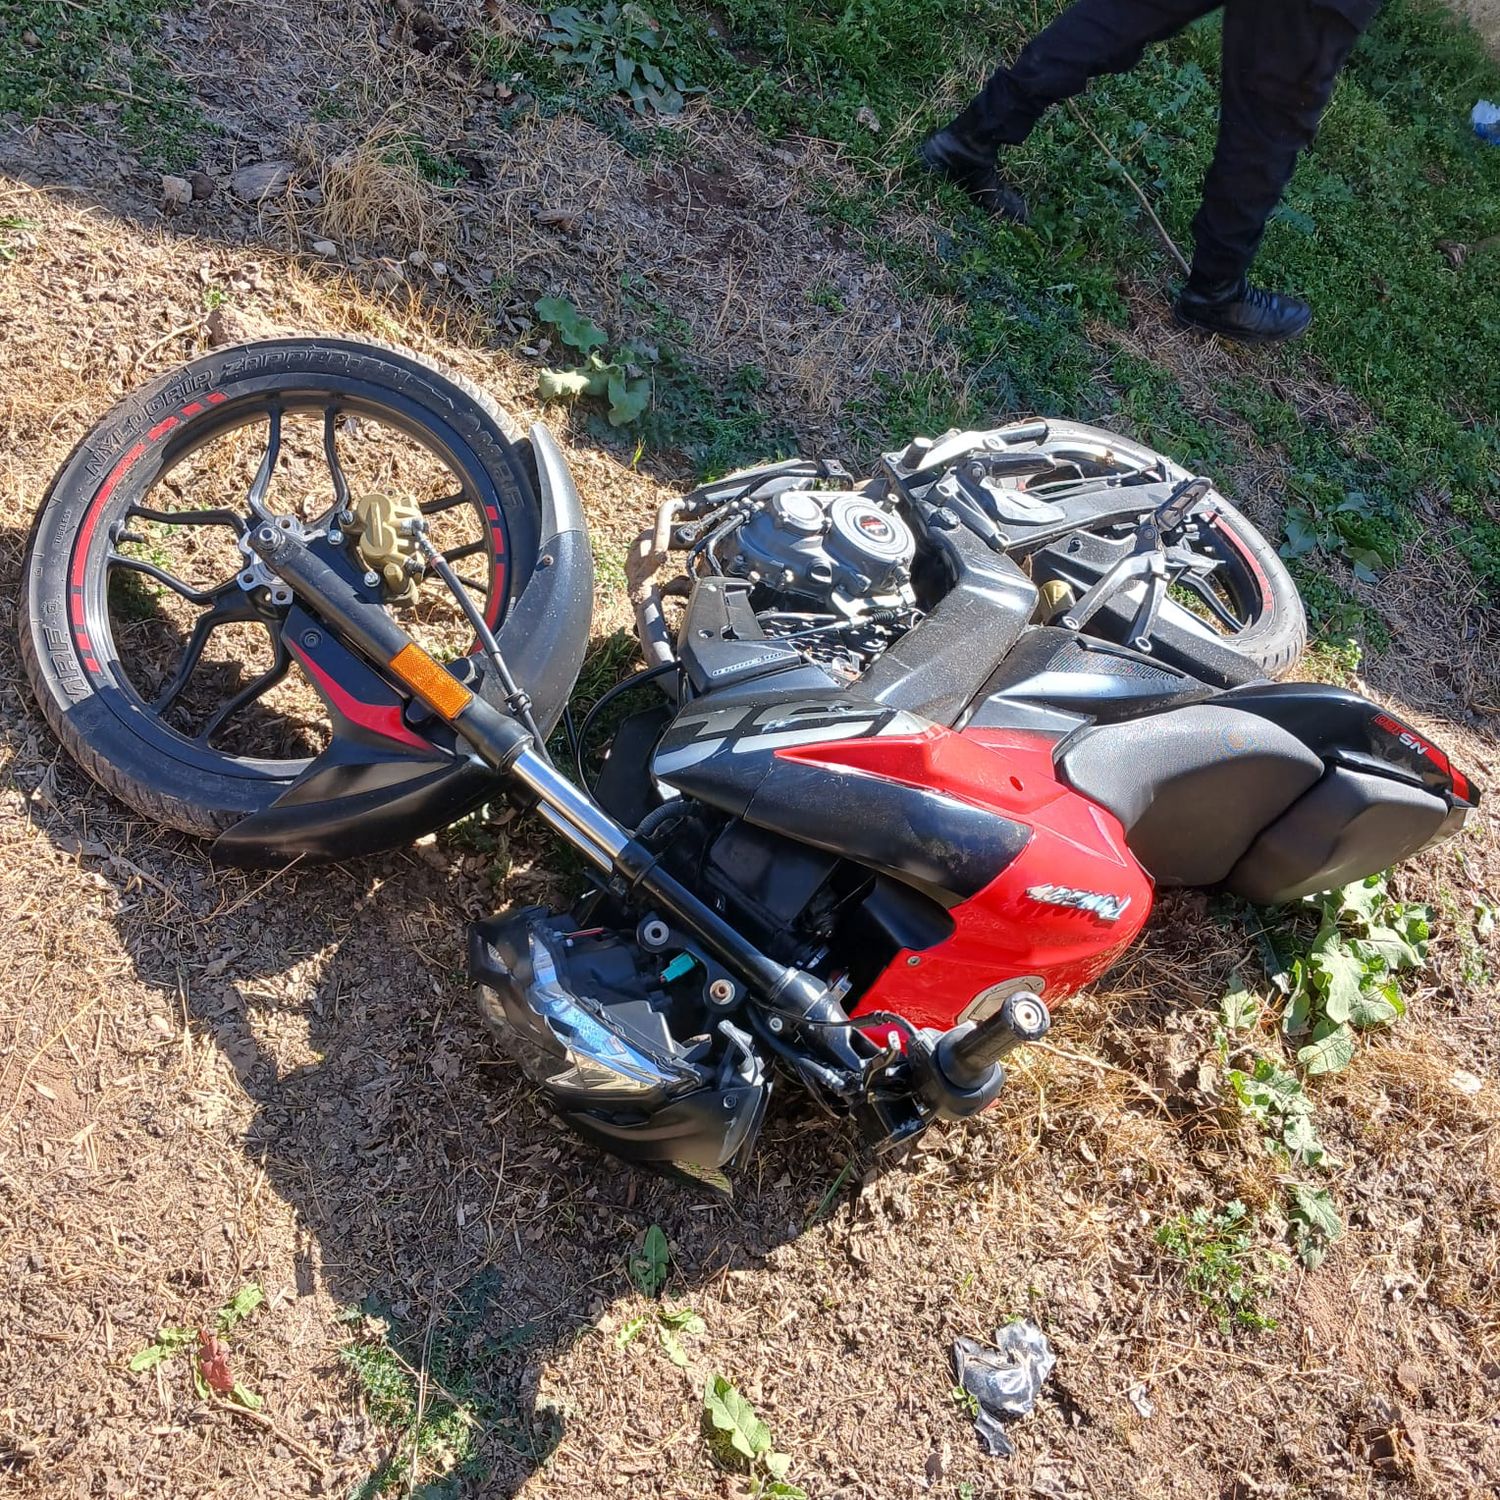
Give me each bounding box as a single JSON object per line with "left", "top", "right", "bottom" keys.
{"left": 351, "top": 489, "right": 424, "bottom": 602}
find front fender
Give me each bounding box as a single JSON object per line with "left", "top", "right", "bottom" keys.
{"left": 212, "top": 422, "right": 593, "bottom": 867}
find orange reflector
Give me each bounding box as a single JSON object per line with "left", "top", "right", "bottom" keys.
{"left": 389, "top": 643, "right": 473, "bottom": 719}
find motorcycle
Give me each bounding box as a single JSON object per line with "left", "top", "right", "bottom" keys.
{"left": 20, "top": 339, "right": 1478, "bottom": 1181}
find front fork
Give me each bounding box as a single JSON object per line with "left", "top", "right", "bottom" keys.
{"left": 247, "top": 523, "right": 1047, "bottom": 1133}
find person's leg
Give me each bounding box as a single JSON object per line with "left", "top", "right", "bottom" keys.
{"left": 1176, "top": 0, "right": 1367, "bottom": 341}
{"left": 922, "top": 0, "right": 1218, "bottom": 219}
{"left": 955, "top": 0, "right": 1221, "bottom": 147}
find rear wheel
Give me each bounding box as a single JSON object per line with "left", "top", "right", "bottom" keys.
{"left": 20, "top": 338, "right": 540, "bottom": 835}
{"left": 1021, "top": 421, "right": 1306, "bottom": 678}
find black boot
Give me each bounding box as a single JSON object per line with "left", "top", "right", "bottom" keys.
{"left": 1173, "top": 275, "right": 1312, "bottom": 344}
{"left": 917, "top": 126, "right": 1029, "bottom": 223}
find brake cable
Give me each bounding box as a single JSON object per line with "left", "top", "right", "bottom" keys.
{"left": 404, "top": 516, "right": 551, "bottom": 756}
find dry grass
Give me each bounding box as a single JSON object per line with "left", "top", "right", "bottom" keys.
{"left": 292, "top": 118, "right": 461, "bottom": 261}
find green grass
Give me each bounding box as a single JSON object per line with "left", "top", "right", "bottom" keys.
{"left": 647, "top": 0, "right": 1500, "bottom": 610}
{"left": 1156, "top": 1199, "right": 1283, "bottom": 1332}
{"left": 385, "top": 134, "right": 471, "bottom": 189}
{"left": 2, "top": 0, "right": 206, "bottom": 168}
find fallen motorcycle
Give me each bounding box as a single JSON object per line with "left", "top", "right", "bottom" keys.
{"left": 21, "top": 339, "right": 1478, "bottom": 1179}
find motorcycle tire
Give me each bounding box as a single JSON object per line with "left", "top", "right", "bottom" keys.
{"left": 20, "top": 338, "right": 541, "bottom": 837}
{"left": 1187, "top": 491, "right": 1306, "bottom": 678}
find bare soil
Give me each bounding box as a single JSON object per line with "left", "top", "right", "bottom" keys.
{"left": 2, "top": 4, "right": 1498, "bottom": 1499}
{"left": 1453, "top": 0, "right": 1500, "bottom": 53}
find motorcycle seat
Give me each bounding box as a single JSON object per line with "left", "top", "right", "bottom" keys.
{"left": 1056, "top": 705, "right": 1324, "bottom": 886}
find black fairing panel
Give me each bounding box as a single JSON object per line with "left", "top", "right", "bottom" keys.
{"left": 1222, "top": 682, "right": 1476, "bottom": 801}
{"left": 677, "top": 579, "right": 836, "bottom": 701}
{"left": 965, "top": 627, "right": 1214, "bottom": 730}
{"left": 652, "top": 695, "right": 1029, "bottom": 902}
{"left": 1226, "top": 766, "right": 1449, "bottom": 904}
{"left": 859, "top": 509, "right": 1038, "bottom": 725}
{"left": 739, "top": 758, "right": 1029, "bottom": 904}
{"left": 1059, "top": 706, "right": 1324, "bottom": 886}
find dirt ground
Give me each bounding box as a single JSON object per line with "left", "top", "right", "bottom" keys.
{"left": 1453, "top": 0, "right": 1500, "bottom": 51}
{"left": 2, "top": 3, "right": 1498, "bottom": 1498}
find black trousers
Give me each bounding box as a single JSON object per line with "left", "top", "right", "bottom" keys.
{"left": 952, "top": 0, "right": 1369, "bottom": 285}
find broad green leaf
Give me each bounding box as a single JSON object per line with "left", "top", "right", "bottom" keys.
{"left": 1288, "top": 1183, "right": 1344, "bottom": 1269}
{"left": 1335, "top": 877, "right": 1385, "bottom": 926}
{"left": 1281, "top": 971, "right": 1312, "bottom": 1037}
{"left": 658, "top": 1306, "right": 705, "bottom": 1335}
{"left": 1310, "top": 934, "right": 1365, "bottom": 1025}
{"left": 1252, "top": 1056, "right": 1305, "bottom": 1111}
{"left": 1348, "top": 987, "right": 1399, "bottom": 1029}
{"left": 1476, "top": 903, "right": 1495, "bottom": 941}
{"left": 764, "top": 1451, "right": 792, "bottom": 1480}
{"left": 216, "top": 1283, "right": 264, "bottom": 1332}
{"left": 1281, "top": 1112, "right": 1326, "bottom": 1167}
{"left": 762, "top": 1483, "right": 809, "bottom": 1499}
{"left": 606, "top": 372, "right": 650, "bottom": 426}
{"left": 1297, "top": 1020, "right": 1355, "bottom": 1076}
{"left": 658, "top": 1324, "right": 689, "bottom": 1367}
{"left": 128, "top": 1327, "right": 192, "bottom": 1372}
{"left": 615, "top": 1315, "right": 649, "bottom": 1348}
{"left": 228, "top": 1382, "right": 264, "bottom": 1411}
{"left": 538, "top": 368, "right": 596, "bottom": 403}
{"left": 704, "top": 1374, "right": 771, "bottom": 1462}
{"left": 628, "top": 1224, "right": 669, "bottom": 1297}
{"left": 1219, "top": 973, "right": 1258, "bottom": 1032}
{"left": 533, "top": 295, "right": 608, "bottom": 355}
{"left": 1360, "top": 925, "right": 1421, "bottom": 972}
{"left": 1280, "top": 508, "right": 1320, "bottom": 559}
{"left": 1227, "top": 1068, "right": 1269, "bottom": 1123}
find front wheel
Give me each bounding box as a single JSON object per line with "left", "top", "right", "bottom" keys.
{"left": 20, "top": 338, "right": 541, "bottom": 836}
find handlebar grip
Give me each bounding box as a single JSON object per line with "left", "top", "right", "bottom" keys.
{"left": 938, "top": 992, "right": 1051, "bottom": 1091}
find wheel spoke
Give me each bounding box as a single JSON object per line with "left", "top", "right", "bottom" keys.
{"left": 108, "top": 553, "right": 216, "bottom": 607}
{"left": 151, "top": 612, "right": 216, "bottom": 715}
{"left": 323, "top": 406, "right": 351, "bottom": 513}
{"left": 246, "top": 405, "right": 282, "bottom": 519}
{"left": 198, "top": 641, "right": 291, "bottom": 745}
{"left": 454, "top": 573, "right": 490, "bottom": 594}
{"left": 1173, "top": 570, "right": 1244, "bottom": 631}
{"left": 126, "top": 503, "right": 247, "bottom": 533}
{"left": 147, "top": 587, "right": 262, "bottom": 715}
{"left": 441, "top": 539, "right": 486, "bottom": 564}
{"left": 420, "top": 491, "right": 469, "bottom": 517}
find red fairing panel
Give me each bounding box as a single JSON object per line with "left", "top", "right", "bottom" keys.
{"left": 778, "top": 724, "right": 1153, "bottom": 1032}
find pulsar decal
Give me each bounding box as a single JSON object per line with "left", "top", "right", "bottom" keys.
{"left": 655, "top": 701, "right": 920, "bottom": 776}
{"left": 1025, "top": 883, "right": 1132, "bottom": 923}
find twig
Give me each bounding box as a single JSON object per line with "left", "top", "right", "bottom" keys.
{"left": 132, "top": 314, "right": 211, "bottom": 374}
{"left": 406, "top": 1308, "right": 437, "bottom": 1496}
{"left": 211, "top": 854, "right": 306, "bottom": 920}
{"left": 1065, "top": 100, "right": 1191, "bottom": 276}
{"left": 1031, "top": 1040, "right": 1171, "bottom": 1113}
{"left": 213, "top": 1397, "right": 331, "bottom": 1479}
